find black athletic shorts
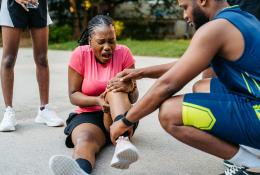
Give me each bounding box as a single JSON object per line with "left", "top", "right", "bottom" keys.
{"left": 64, "top": 111, "right": 110, "bottom": 148}
{"left": 0, "top": 0, "right": 52, "bottom": 28}
{"left": 64, "top": 111, "right": 139, "bottom": 148}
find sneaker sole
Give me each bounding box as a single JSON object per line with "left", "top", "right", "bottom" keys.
{"left": 110, "top": 159, "right": 130, "bottom": 169}
{"left": 35, "top": 117, "right": 64, "bottom": 127}
{"left": 0, "top": 124, "right": 16, "bottom": 132}
{"left": 110, "top": 145, "right": 139, "bottom": 169}
{"left": 0, "top": 127, "right": 16, "bottom": 132}
{"left": 117, "top": 147, "right": 139, "bottom": 165}
{"left": 49, "top": 155, "right": 87, "bottom": 175}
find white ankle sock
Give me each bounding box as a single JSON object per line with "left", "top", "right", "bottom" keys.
{"left": 228, "top": 146, "right": 260, "bottom": 168}
{"left": 241, "top": 145, "right": 260, "bottom": 158}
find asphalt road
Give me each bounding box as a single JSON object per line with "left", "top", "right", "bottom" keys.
{"left": 0, "top": 48, "right": 224, "bottom": 175}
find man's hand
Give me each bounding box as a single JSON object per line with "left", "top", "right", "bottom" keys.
{"left": 110, "top": 120, "right": 131, "bottom": 145}
{"left": 107, "top": 77, "right": 134, "bottom": 93}
{"left": 15, "top": 0, "right": 38, "bottom": 11}
{"left": 116, "top": 68, "right": 143, "bottom": 82}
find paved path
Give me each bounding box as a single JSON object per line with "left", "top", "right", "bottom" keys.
{"left": 0, "top": 48, "right": 223, "bottom": 175}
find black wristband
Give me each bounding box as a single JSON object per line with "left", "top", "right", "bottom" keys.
{"left": 121, "top": 117, "right": 135, "bottom": 127}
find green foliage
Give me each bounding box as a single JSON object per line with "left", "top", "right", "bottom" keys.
{"left": 49, "top": 41, "right": 77, "bottom": 50}
{"left": 48, "top": 1, "right": 72, "bottom": 26}
{"left": 118, "top": 38, "right": 189, "bottom": 57}
{"left": 47, "top": 0, "right": 183, "bottom": 39}
{"left": 113, "top": 20, "right": 125, "bottom": 37}
{"left": 49, "top": 25, "right": 73, "bottom": 43}
{"left": 120, "top": 19, "right": 175, "bottom": 39}
{"left": 49, "top": 39, "right": 190, "bottom": 58}
{"left": 148, "top": 0, "right": 182, "bottom": 19}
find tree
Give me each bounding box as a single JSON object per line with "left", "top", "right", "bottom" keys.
{"left": 48, "top": 0, "right": 181, "bottom": 39}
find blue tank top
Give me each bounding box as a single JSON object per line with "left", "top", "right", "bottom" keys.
{"left": 211, "top": 6, "right": 260, "bottom": 100}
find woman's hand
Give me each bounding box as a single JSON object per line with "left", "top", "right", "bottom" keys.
{"left": 15, "top": 0, "right": 38, "bottom": 11}
{"left": 97, "top": 92, "right": 110, "bottom": 113}
{"left": 107, "top": 77, "right": 135, "bottom": 93}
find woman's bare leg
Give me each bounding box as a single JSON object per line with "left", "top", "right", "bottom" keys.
{"left": 1, "top": 27, "right": 21, "bottom": 107}
{"left": 105, "top": 91, "right": 131, "bottom": 120}
{"left": 105, "top": 91, "right": 139, "bottom": 169}
{"left": 72, "top": 123, "right": 106, "bottom": 166}
{"left": 49, "top": 123, "right": 106, "bottom": 174}
{"left": 30, "top": 27, "right": 49, "bottom": 106}
{"left": 71, "top": 123, "right": 106, "bottom": 173}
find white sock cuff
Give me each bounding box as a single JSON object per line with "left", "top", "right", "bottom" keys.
{"left": 228, "top": 146, "right": 244, "bottom": 164}
{"left": 241, "top": 145, "right": 260, "bottom": 158}
{"left": 228, "top": 146, "right": 260, "bottom": 168}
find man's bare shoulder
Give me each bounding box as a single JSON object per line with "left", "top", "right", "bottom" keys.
{"left": 196, "top": 19, "right": 232, "bottom": 36}
{"left": 192, "top": 19, "right": 235, "bottom": 47}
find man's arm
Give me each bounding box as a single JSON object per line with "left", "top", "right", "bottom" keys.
{"left": 117, "top": 62, "right": 177, "bottom": 81}
{"left": 110, "top": 20, "right": 225, "bottom": 144}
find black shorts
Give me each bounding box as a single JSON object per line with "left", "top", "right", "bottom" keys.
{"left": 0, "top": 0, "right": 52, "bottom": 28}
{"left": 64, "top": 111, "right": 139, "bottom": 148}
{"left": 64, "top": 111, "right": 110, "bottom": 148}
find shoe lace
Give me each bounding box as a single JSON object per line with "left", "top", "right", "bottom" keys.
{"left": 225, "top": 165, "right": 246, "bottom": 175}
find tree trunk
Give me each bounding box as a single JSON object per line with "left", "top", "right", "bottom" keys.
{"left": 70, "top": 0, "right": 81, "bottom": 39}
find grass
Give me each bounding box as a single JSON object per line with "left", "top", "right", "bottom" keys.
{"left": 49, "top": 41, "right": 77, "bottom": 51}
{"left": 49, "top": 39, "right": 190, "bottom": 58}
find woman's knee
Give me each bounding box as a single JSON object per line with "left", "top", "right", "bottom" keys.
{"left": 1, "top": 55, "right": 16, "bottom": 69}
{"left": 105, "top": 91, "right": 127, "bottom": 102}
{"left": 74, "top": 132, "right": 102, "bottom": 154}
{"left": 159, "top": 97, "right": 183, "bottom": 132}
{"left": 75, "top": 132, "right": 97, "bottom": 146}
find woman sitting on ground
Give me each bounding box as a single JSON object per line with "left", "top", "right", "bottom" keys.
{"left": 49, "top": 14, "right": 139, "bottom": 175}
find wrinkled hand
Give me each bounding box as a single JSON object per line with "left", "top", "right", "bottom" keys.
{"left": 15, "top": 0, "right": 38, "bottom": 11}
{"left": 116, "top": 68, "right": 143, "bottom": 82}
{"left": 97, "top": 92, "right": 110, "bottom": 113}
{"left": 110, "top": 120, "right": 132, "bottom": 145}
{"left": 107, "top": 77, "right": 134, "bottom": 93}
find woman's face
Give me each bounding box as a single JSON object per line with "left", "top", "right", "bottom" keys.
{"left": 90, "top": 25, "right": 116, "bottom": 64}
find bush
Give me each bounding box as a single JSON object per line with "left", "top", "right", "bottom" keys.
{"left": 113, "top": 20, "right": 125, "bottom": 38}
{"left": 49, "top": 25, "right": 73, "bottom": 43}
{"left": 119, "top": 18, "right": 176, "bottom": 40}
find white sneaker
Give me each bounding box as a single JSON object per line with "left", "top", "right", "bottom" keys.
{"left": 49, "top": 155, "right": 89, "bottom": 175}
{"left": 110, "top": 136, "right": 139, "bottom": 169}
{"left": 35, "top": 104, "right": 64, "bottom": 127}
{"left": 0, "top": 106, "right": 17, "bottom": 132}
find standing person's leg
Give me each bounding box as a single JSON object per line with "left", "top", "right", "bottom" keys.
{"left": 105, "top": 91, "right": 139, "bottom": 169}
{"left": 30, "top": 27, "right": 49, "bottom": 106}
{"left": 30, "top": 27, "right": 63, "bottom": 127}
{"left": 0, "top": 27, "right": 21, "bottom": 131}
